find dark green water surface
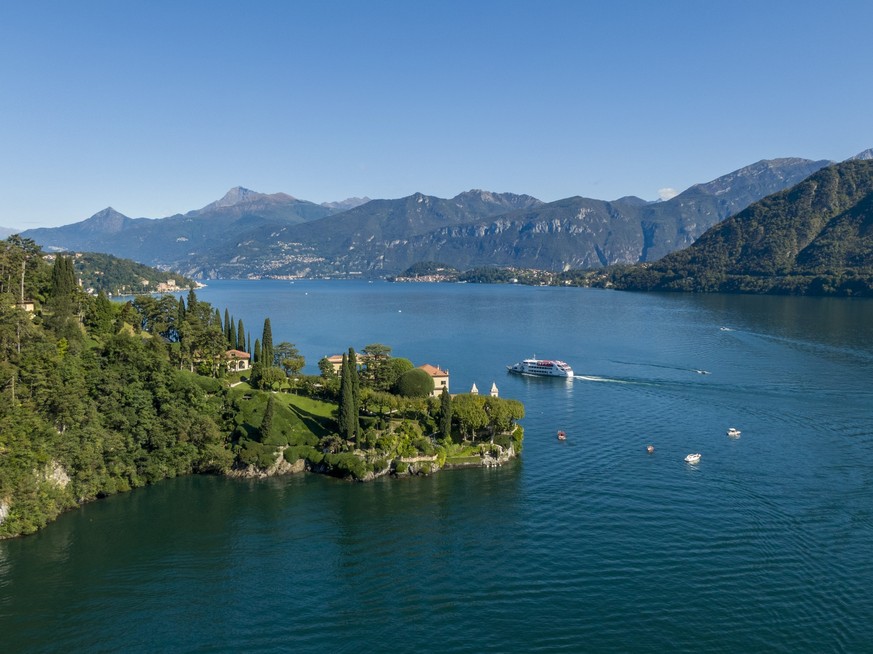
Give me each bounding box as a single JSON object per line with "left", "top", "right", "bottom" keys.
{"left": 2, "top": 282, "right": 873, "bottom": 652}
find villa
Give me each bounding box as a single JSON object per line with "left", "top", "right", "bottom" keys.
{"left": 418, "top": 364, "right": 449, "bottom": 397}
{"left": 225, "top": 349, "right": 251, "bottom": 372}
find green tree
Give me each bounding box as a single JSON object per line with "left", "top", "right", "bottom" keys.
{"left": 86, "top": 291, "right": 115, "bottom": 335}
{"left": 186, "top": 288, "right": 198, "bottom": 311}
{"left": 336, "top": 351, "right": 360, "bottom": 441}
{"left": 337, "top": 352, "right": 351, "bottom": 438}
{"left": 452, "top": 394, "right": 488, "bottom": 441}
{"left": 394, "top": 368, "right": 434, "bottom": 398}
{"left": 228, "top": 316, "right": 237, "bottom": 350}
{"left": 348, "top": 347, "right": 360, "bottom": 421}
{"left": 439, "top": 388, "right": 452, "bottom": 440}
{"left": 259, "top": 395, "right": 275, "bottom": 443}
{"left": 484, "top": 396, "right": 524, "bottom": 442}
{"left": 45, "top": 255, "right": 80, "bottom": 337}
{"left": 275, "top": 341, "right": 305, "bottom": 376}
{"left": 362, "top": 343, "right": 392, "bottom": 390}
{"left": 386, "top": 357, "right": 414, "bottom": 388}
{"left": 261, "top": 318, "right": 274, "bottom": 368}
{"left": 318, "top": 356, "right": 337, "bottom": 378}
{"left": 237, "top": 319, "right": 246, "bottom": 351}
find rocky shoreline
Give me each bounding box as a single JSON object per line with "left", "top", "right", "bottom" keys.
{"left": 227, "top": 442, "right": 518, "bottom": 482}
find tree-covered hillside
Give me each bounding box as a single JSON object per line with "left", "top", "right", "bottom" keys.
{"left": 0, "top": 241, "right": 235, "bottom": 537}
{"left": 603, "top": 160, "right": 873, "bottom": 296}
{"left": 70, "top": 251, "right": 196, "bottom": 295}
{"left": 1, "top": 237, "right": 525, "bottom": 539}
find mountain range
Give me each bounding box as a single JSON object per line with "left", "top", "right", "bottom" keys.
{"left": 606, "top": 158, "right": 873, "bottom": 296}
{"left": 21, "top": 153, "right": 871, "bottom": 279}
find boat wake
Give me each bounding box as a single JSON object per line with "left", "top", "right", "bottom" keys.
{"left": 574, "top": 375, "right": 636, "bottom": 384}
{"left": 611, "top": 360, "right": 711, "bottom": 376}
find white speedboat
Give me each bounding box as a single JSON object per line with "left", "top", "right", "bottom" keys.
{"left": 684, "top": 453, "right": 701, "bottom": 464}
{"left": 726, "top": 427, "right": 741, "bottom": 438}
{"left": 507, "top": 358, "right": 574, "bottom": 378}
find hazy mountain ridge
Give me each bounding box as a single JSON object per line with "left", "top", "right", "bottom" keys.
{"left": 312, "top": 158, "right": 832, "bottom": 275}
{"left": 22, "top": 187, "right": 338, "bottom": 267}
{"left": 19, "top": 155, "right": 861, "bottom": 278}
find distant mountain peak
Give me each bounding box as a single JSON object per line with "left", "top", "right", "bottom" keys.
{"left": 82, "top": 207, "right": 129, "bottom": 234}
{"left": 678, "top": 157, "right": 832, "bottom": 200}
{"left": 321, "top": 197, "right": 371, "bottom": 211}
{"left": 93, "top": 206, "right": 124, "bottom": 217}
{"left": 848, "top": 148, "right": 873, "bottom": 161}
{"left": 193, "top": 186, "right": 300, "bottom": 215}
{"left": 214, "top": 186, "right": 263, "bottom": 208}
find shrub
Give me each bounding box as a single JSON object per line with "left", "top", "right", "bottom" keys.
{"left": 323, "top": 452, "right": 368, "bottom": 479}
{"left": 393, "top": 369, "right": 435, "bottom": 398}
{"left": 412, "top": 436, "right": 435, "bottom": 456}
{"left": 236, "top": 439, "right": 276, "bottom": 468}
{"left": 284, "top": 445, "right": 317, "bottom": 463}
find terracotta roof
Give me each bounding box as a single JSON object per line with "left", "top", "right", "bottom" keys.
{"left": 225, "top": 349, "right": 251, "bottom": 359}
{"left": 419, "top": 364, "right": 448, "bottom": 377}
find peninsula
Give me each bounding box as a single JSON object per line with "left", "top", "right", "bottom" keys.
{"left": 0, "top": 237, "right": 524, "bottom": 539}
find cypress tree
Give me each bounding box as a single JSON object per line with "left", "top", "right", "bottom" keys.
{"left": 254, "top": 338, "right": 261, "bottom": 365}
{"left": 262, "top": 318, "right": 274, "bottom": 368}
{"left": 237, "top": 319, "right": 246, "bottom": 352}
{"left": 50, "top": 254, "right": 76, "bottom": 300}
{"left": 229, "top": 319, "right": 237, "bottom": 351}
{"left": 177, "top": 297, "right": 186, "bottom": 323}
{"left": 337, "top": 352, "right": 350, "bottom": 438}
{"left": 47, "top": 254, "right": 77, "bottom": 332}
{"left": 212, "top": 308, "right": 222, "bottom": 329}
{"left": 224, "top": 308, "right": 231, "bottom": 341}
{"left": 347, "top": 347, "right": 360, "bottom": 440}
{"left": 187, "top": 288, "right": 198, "bottom": 311}
{"left": 439, "top": 388, "right": 453, "bottom": 440}
{"left": 91, "top": 290, "right": 114, "bottom": 334}
{"left": 247, "top": 333, "right": 252, "bottom": 357}
{"left": 259, "top": 395, "right": 275, "bottom": 443}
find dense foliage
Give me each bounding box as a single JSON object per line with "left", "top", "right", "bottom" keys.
{"left": 394, "top": 368, "right": 435, "bottom": 397}
{"left": 602, "top": 160, "right": 873, "bottom": 296}
{"left": 0, "top": 237, "right": 526, "bottom": 539}
{"left": 71, "top": 251, "right": 196, "bottom": 296}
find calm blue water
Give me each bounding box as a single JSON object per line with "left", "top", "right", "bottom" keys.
{"left": 3, "top": 281, "right": 873, "bottom": 652}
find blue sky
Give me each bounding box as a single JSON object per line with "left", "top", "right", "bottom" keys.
{"left": 2, "top": 1, "right": 872, "bottom": 229}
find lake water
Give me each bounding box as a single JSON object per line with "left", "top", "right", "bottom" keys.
{"left": 3, "top": 281, "right": 873, "bottom": 652}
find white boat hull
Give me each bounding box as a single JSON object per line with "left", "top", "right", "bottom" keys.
{"left": 507, "top": 358, "right": 574, "bottom": 378}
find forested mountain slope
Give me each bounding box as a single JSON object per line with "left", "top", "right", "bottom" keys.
{"left": 607, "top": 160, "right": 873, "bottom": 295}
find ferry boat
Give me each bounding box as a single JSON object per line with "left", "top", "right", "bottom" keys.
{"left": 507, "top": 358, "right": 574, "bottom": 378}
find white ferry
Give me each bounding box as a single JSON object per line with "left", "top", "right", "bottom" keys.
{"left": 507, "top": 358, "right": 574, "bottom": 378}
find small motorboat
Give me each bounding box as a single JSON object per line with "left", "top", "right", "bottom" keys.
{"left": 557, "top": 430, "right": 567, "bottom": 441}
{"left": 684, "top": 453, "right": 701, "bottom": 464}
{"left": 726, "top": 427, "right": 741, "bottom": 438}
{"left": 646, "top": 444, "right": 654, "bottom": 453}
